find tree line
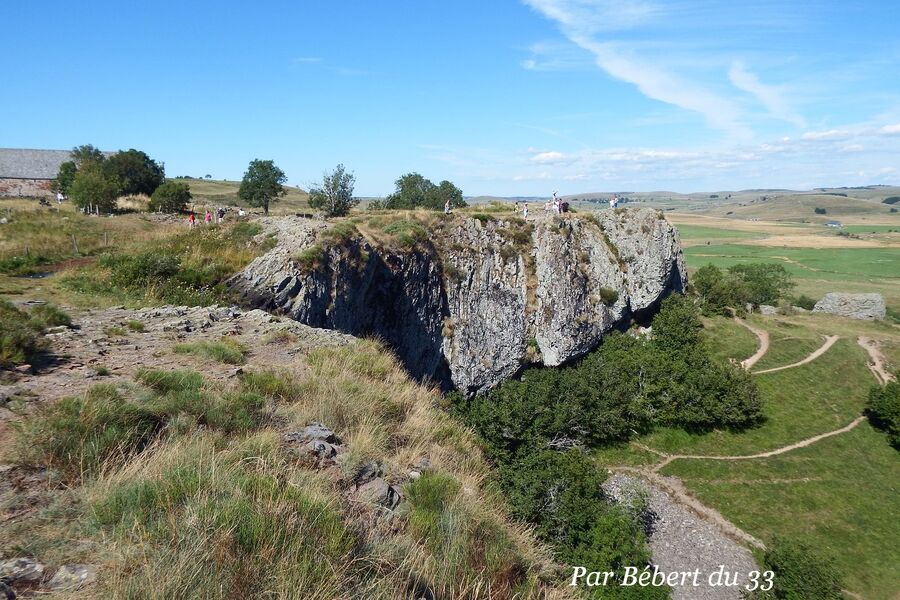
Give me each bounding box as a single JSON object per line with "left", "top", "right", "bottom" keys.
{"left": 54, "top": 149, "right": 467, "bottom": 218}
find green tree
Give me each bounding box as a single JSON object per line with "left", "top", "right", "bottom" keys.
{"left": 71, "top": 144, "right": 105, "bottom": 168}
{"left": 104, "top": 149, "right": 165, "bottom": 196}
{"left": 750, "top": 538, "right": 843, "bottom": 600}
{"left": 727, "top": 263, "right": 794, "bottom": 306}
{"left": 383, "top": 173, "right": 466, "bottom": 210}
{"left": 68, "top": 165, "right": 118, "bottom": 213}
{"left": 238, "top": 159, "right": 286, "bottom": 216}
{"left": 867, "top": 381, "right": 900, "bottom": 448}
{"left": 149, "top": 181, "right": 192, "bottom": 213}
{"left": 52, "top": 161, "right": 78, "bottom": 196}
{"left": 308, "top": 163, "right": 358, "bottom": 217}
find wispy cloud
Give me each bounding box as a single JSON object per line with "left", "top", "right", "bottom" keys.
{"left": 728, "top": 61, "right": 806, "bottom": 127}
{"left": 292, "top": 56, "right": 322, "bottom": 64}
{"left": 801, "top": 129, "right": 850, "bottom": 141}
{"left": 523, "top": 0, "right": 751, "bottom": 137}
{"left": 879, "top": 123, "right": 900, "bottom": 135}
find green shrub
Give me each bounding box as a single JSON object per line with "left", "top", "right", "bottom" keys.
{"left": 882, "top": 196, "right": 900, "bottom": 205}
{"left": 15, "top": 384, "right": 162, "bottom": 478}
{"left": 239, "top": 370, "right": 301, "bottom": 402}
{"left": 867, "top": 381, "right": 900, "bottom": 448}
{"left": 173, "top": 338, "right": 248, "bottom": 365}
{"left": 382, "top": 219, "right": 427, "bottom": 247}
{"left": 471, "top": 213, "right": 495, "bottom": 225}
{"left": 792, "top": 295, "right": 817, "bottom": 310}
{"left": 750, "top": 538, "right": 843, "bottom": 599}
{"left": 126, "top": 320, "right": 145, "bottom": 332}
{"left": 0, "top": 300, "right": 46, "bottom": 368}
{"left": 814, "top": 207, "right": 827, "bottom": 215}
{"left": 295, "top": 245, "right": 325, "bottom": 271}
{"left": 598, "top": 287, "right": 619, "bottom": 306}
{"left": 149, "top": 181, "right": 192, "bottom": 213}
{"left": 692, "top": 262, "right": 794, "bottom": 313}
{"left": 28, "top": 304, "right": 72, "bottom": 329}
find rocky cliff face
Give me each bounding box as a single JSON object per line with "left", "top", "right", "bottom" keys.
{"left": 230, "top": 208, "right": 686, "bottom": 394}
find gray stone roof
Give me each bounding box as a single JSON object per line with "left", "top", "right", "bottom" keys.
{"left": 0, "top": 148, "right": 73, "bottom": 180}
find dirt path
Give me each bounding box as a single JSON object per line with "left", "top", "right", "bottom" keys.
{"left": 858, "top": 336, "right": 896, "bottom": 385}
{"left": 735, "top": 317, "right": 769, "bottom": 369}
{"left": 752, "top": 335, "right": 840, "bottom": 375}
{"left": 642, "top": 416, "right": 866, "bottom": 473}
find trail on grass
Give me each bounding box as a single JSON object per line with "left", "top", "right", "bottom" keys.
{"left": 735, "top": 317, "right": 769, "bottom": 369}
{"left": 858, "top": 336, "right": 896, "bottom": 385}
{"left": 752, "top": 335, "right": 840, "bottom": 375}
{"left": 640, "top": 416, "right": 867, "bottom": 473}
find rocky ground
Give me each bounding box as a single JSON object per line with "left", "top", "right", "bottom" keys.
{"left": 0, "top": 304, "right": 354, "bottom": 456}
{"left": 603, "top": 473, "right": 760, "bottom": 600}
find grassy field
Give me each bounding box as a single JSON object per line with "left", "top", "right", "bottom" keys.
{"left": 175, "top": 178, "right": 312, "bottom": 215}
{"left": 602, "top": 313, "right": 900, "bottom": 599}
{"left": 661, "top": 423, "right": 900, "bottom": 600}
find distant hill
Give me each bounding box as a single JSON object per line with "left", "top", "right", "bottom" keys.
{"left": 172, "top": 178, "right": 310, "bottom": 214}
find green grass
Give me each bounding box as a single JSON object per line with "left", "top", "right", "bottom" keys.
{"left": 701, "top": 317, "right": 759, "bottom": 364}
{"left": 660, "top": 423, "right": 900, "bottom": 600}
{"left": 173, "top": 337, "right": 248, "bottom": 365}
{"left": 748, "top": 317, "right": 827, "bottom": 371}
{"left": 840, "top": 225, "right": 900, "bottom": 234}
{"left": 636, "top": 338, "right": 871, "bottom": 456}
{"left": 674, "top": 224, "right": 766, "bottom": 242}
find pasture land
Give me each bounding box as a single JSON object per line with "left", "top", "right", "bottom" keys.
{"left": 599, "top": 312, "right": 900, "bottom": 599}
{"left": 175, "top": 178, "right": 311, "bottom": 214}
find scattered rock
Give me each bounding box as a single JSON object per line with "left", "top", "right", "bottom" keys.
{"left": 0, "top": 581, "right": 15, "bottom": 600}
{"left": 758, "top": 304, "right": 777, "bottom": 315}
{"left": 813, "top": 292, "right": 886, "bottom": 320}
{"left": 13, "top": 365, "right": 31, "bottom": 375}
{"left": 46, "top": 564, "right": 97, "bottom": 591}
{"left": 356, "top": 477, "right": 402, "bottom": 510}
{"left": 354, "top": 461, "right": 383, "bottom": 485}
{"left": 0, "top": 557, "right": 45, "bottom": 583}
{"left": 285, "top": 422, "right": 341, "bottom": 445}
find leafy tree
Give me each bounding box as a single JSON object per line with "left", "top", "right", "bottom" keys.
{"left": 308, "top": 163, "right": 358, "bottom": 217}
{"left": 52, "top": 161, "right": 78, "bottom": 196}
{"left": 68, "top": 165, "right": 117, "bottom": 212}
{"left": 149, "top": 181, "right": 192, "bottom": 213}
{"left": 238, "top": 159, "right": 286, "bottom": 216}
{"left": 383, "top": 173, "right": 466, "bottom": 210}
{"left": 104, "top": 149, "right": 165, "bottom": 196}
{"left": 867, "top": 381, "right": 900, "bottom": 448}
{"left": 727, "top": 263, "right": 794, "bottom": 306}
{"left": 814, "top": 207, "right": 827, "bottom": 214}
{"left": 71, "top": 144, "right": 105, "bottom": 168}
{"left": 748, "top": 538, "right": 843, "bottom": 599}
{"left": 691, "top": 264, "right": 746, "bottom": 315}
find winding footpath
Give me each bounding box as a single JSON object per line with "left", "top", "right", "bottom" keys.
{"left": 613, "top": 319, "right": 895, "bottom": 599}
{"left": 752, "top": 334, "right": 840, "bottom": 375}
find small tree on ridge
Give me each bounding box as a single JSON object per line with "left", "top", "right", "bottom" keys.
{"left": 238, "top": 159, "right": 286, "bottom": 216}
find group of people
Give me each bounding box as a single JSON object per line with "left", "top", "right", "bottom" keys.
{"left": 188, "top": 206, "right": 244, "bottom": 229}
{"left": 543, "top": 191, "right": 568, "bottom": 214}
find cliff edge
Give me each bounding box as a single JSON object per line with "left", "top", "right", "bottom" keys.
{"left": 230, "top": 208, "right": 686, "bottom": 393}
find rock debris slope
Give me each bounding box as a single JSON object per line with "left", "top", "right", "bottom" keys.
{"left": 231, "top": 209, "right": 686, "bottom": 393}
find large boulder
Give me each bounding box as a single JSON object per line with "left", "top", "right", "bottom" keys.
{"left": 813, "top": 293, "right": 886, "bottom": 320}
{"left": 230, "top": 209, "right": 686, "bottom": 394}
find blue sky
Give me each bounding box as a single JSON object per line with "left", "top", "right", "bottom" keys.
{"left": 2, "top": 0, "right": 899, "bottom": 196}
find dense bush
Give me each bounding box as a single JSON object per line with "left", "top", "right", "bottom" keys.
{"left": 882, "top": 196, "right": 900, "bottom": 205}
{"left": 814, "top": 207, "right": 827, "bottom": 214}
{"left": 867, "top": 381, "right": 900, "bottom": 448}
{"left": 0, "top": 301, "right": 71, "bottom": 368}
{"left": 149, "top": 181, "right": 192, "bottom": 213}
{"left": 500, "top": 450, "right": 667, "bottom": 598}
{"left": 69, "top": 164, "right": 118, "bottom": 212}
{"left": 692, "top": 262, "right": 794, "bottom": 314}
{"left": 104, "top": 149, "right": 166, "bottom": 197}
{"left": 456, "top": 295, "right": 762, "bottom": 462}
{"left": 383, "top": 173, "right": 466, "bottom": 210}
{"left": 792, "top": 294, "right": 817, "bottom": 310}
{"left": 747, "top": 538, "right": 843, "bottom": 599}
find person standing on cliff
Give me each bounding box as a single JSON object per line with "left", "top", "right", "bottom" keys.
{"left": 188, "top": 211, "right": 196, "bottom": 229}
{"left": 444, "top": 199, "right": 452, "bottom": 215}
{"left": 523, "top": 202, "right": 529, "bottom": 218}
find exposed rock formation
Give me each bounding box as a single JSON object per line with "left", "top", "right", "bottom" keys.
{"left": 230, "top": 209, "right": 686, "bottom": 393}
{"left": 813, "top": 292, "right": 886, "bottom": 320}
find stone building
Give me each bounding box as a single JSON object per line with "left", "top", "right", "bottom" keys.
{"left": 0, "top": 148, "right": 72, "bottom": 197}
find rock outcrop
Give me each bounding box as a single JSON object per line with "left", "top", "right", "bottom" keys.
{"left": 230, "top": 209, "right": 686, "bottom": 393}
{"left": 813, "top": 293, "right": 886, "bottom": 320}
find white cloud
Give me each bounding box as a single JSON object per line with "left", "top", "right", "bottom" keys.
{"left": 878, "top": 123, "right": 900, "bottom": 135}
{"left": 801, "top": 129, "right": 850, "bottom": 141}
{"left": 292, "top": 56, "right": 321, "bottom": 64}
{"left": 522, "top": 0, "right": 750, "bottom": 137}
{"left": 728, "top": 61, "right": 805, "bottom": 127}
{"left": 839, "top": 144, "right": 864, "bottom": 153}
{"left": 531, "top": 150, "right": 571, "bottom": 163}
